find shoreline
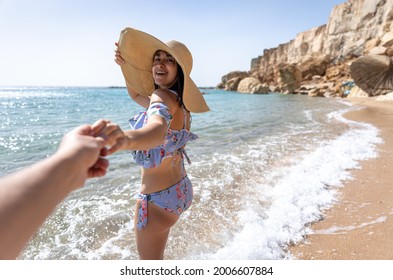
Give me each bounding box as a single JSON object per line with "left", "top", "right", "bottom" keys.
{"left": 290, "top": 97, "right": 393, "bottom": 259}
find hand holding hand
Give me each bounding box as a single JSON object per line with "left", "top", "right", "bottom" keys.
{"left": 93, "top": 120, "right": 126, "bottom": 155}
{"left": 57, "top": 120, "right": 109, "bottom": 186}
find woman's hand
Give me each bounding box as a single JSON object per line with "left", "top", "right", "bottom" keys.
{"left": 114, "top": 42, "right": 125, "bottom": 65}
{"left": 93, "top": 120, "right": 126, "bottom": 155}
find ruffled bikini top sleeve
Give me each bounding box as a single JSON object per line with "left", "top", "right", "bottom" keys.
{"left": 128, "top": 102, "right": 198, "bottom": 168}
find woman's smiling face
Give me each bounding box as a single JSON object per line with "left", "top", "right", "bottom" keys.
{"left": 152, "top": 50, "right": 178, "bottom": 89}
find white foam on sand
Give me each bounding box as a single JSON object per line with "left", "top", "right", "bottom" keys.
{"left": 201, "top": 108, "right": 382, "bottom": 259}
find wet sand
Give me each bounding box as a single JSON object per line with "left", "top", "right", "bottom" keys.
{"left": 290, "top": 98, "right": 393, "bottom": 259}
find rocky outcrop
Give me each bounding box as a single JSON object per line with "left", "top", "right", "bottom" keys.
{"left": 347, "top": 86, "right": 369, "bottom": 98}
{"left": 277, "top": 65, "right": 302, "bottom": 93}
{"left": 219, "top": 0, "right": 393, "bottom": 97}
{"left": 217, "top": 71, "right": 248, "bottom": 90}
{"left": 237, "top": 77, "right": 269, "bottom": 94}
{"left": 376, "top": 92, "right": 393, "bottom": 100}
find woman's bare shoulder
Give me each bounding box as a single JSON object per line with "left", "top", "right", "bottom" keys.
{"left": 150, "top": 89, "right": 179, "bottom": 111}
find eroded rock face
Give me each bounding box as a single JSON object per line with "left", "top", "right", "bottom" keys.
{"left": 219, "top": 0, "right": 393, "bottom": 97}
{"left": 277, "top": 65, "right": 302, "bottom": 93}
{"left": 217, "top": 71, "right": 249, "bottom": 89}
{"left": 347, "top": 85, "right": 369, "bottom": 98}
{"left": 237, "top": 77, "right": 269, "bottom": 94}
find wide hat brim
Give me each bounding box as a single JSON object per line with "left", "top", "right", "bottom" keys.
{"left": 118, "top": 27, "right": 209, "bottom": 113}
{"left": 350, "top": 54, "right": 393, "bottom": 96}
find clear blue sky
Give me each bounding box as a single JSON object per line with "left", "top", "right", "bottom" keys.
{"left": 0, "top": 0, "right": 345, "bottom": 87}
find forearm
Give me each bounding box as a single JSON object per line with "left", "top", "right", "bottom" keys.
{"left": 122, "top": 124, "right": 166, "bottom": 151}
{"left": 0, "top": 154, "right": 80, "bottom": 259}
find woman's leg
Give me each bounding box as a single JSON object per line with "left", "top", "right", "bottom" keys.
{"left": 134, "top": 201, "right": 179, "bottom": 260}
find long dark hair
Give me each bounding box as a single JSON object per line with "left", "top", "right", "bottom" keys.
{"left": 170, "top": 65, "right": 185, "bottom": 108}
{"left": 154, "top": 64, "right": 185, "bottom": 109}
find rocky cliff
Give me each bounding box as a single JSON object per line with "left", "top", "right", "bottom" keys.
{"left": 219, "top": 0, "right": 393, "bottom": 97}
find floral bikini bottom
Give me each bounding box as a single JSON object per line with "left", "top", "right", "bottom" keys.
{"left": 136, "top": 176, "right": 193, "bottom": 229}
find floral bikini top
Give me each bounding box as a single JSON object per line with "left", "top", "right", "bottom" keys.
{"left": 128, "top": 96, "right": 198, "bottom": 168}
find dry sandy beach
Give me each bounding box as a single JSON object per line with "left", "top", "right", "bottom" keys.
{"left": 290, "top": 97, "right": 393, "bottom": 259}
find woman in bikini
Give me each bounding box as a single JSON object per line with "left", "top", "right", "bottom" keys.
{"left": 109, "top": 27, "right": 209, "bottom": 259}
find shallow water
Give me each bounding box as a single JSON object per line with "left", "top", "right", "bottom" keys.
{"left": 0, "top": 87, "right": 381, "bottom": 259}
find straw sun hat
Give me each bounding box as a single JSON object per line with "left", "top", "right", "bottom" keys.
{"left": 117, "top": 27, "right": 209, "bottom": 113}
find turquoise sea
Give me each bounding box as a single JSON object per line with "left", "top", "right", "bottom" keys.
{"left": 0, "top": 87, "right": 381, "bottom": 259}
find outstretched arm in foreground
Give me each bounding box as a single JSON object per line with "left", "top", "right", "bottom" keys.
{"left": 0, "top": 120, "right": 119, "bottom": 259}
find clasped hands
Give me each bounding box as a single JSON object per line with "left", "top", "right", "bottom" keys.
{"left": 57, "top": 119, "right": 125, "bottom": 183}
